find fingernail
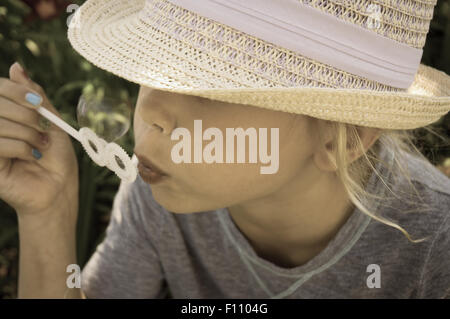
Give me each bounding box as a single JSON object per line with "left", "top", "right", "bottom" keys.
{"left": 14, "top": 62, "right": 29, "bottom": 79}
{"left": 39, "top": 116, "right": 51, "bottom": 130}
{"left": 14, "top": 62, "right": 23, "bottom": 72}
{"left": 40, "top": 133, "right": 49, "bottom": 145}
{"left": 25, "top": 92, "right": 42, "bottom": 107}
{"left": 32, "top": 148, "right": 42, "bottom": 160}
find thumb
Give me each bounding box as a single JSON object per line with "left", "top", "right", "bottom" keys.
{"left": 9, "top": 62, "right": 59, "bottom": 114}
{"left": 9, "top": 62, "right": 40, "bottom": 92}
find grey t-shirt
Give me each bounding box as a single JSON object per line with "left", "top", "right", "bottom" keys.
{"left": 81, "top": 144, "right": 450, "bottom": 298}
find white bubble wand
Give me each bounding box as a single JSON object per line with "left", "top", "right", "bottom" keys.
{"left": 36, "top": 105, "right": 137, "bottom": 183}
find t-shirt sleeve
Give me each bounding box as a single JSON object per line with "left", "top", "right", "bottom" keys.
{"left": 80, "top": 176, "right": 167, "bottom": 298}
{"left": 417, "top": 212, "right": 450, "bottom": 299}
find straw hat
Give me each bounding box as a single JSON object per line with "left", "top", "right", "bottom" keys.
{"left": 67, "top": 0, "right": 450, "bottom": 129}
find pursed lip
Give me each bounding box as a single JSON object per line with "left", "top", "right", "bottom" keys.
{"left": 134, "top": 152, "right": 168, "bottom": 176}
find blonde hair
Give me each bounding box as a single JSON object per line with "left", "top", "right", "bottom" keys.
{"left": 315, "top": 119, "right": 447, "bottom": 243}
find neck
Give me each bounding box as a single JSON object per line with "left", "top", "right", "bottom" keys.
{"left": 227, "top": 161, "right": 356, "bottom": 268}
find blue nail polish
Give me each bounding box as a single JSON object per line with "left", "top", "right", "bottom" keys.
{"left": 25, "top": 92, "right": 42, "bottom": 106}
{"left": 32, "top": 148, "right": 42, "bottom": 160}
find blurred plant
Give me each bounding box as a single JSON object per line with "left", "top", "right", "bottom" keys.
{"left": 0, "top": 0, "right": 138, "bottom": 298}
{"left": 415, "top": 0, "right": 450, "bottom": 167}
{"left": 21, "top": 0, "right": 72, "bottom": 22}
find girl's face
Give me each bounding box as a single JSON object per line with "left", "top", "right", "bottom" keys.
{"left": 133, "top": 86, "right": 320, "bottom": 213}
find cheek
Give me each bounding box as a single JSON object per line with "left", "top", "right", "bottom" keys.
{"left": 171, "top": 131, "right": 308, "bottom": 194}
{"left": 179, "top": 160, "right": 291, "bottom": 202}
{"left": 133, "top": 110, "right": 146, "bottom": 142}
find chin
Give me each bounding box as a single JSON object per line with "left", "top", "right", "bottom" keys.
{"left": 150, "top": 182, "right": 229, "bottom": 214}
{"left": 162, "top": 203, "right": 206, "bottom": 214}
{"left": 150, "top": 191, "right": 197, "bottom": 214}
{"left": 154, "top": 192, "right": 223, "bottom": 214}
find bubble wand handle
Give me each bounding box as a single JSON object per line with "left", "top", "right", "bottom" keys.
{"left": 34, "top": 105, "right": 137, "bottom": 183}
{"left": 36, "top": 106, "right": 82, "bottom": 142}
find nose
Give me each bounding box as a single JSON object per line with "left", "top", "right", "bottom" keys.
{"left": 137, "top": 99, "right": 176, "bottom": 136}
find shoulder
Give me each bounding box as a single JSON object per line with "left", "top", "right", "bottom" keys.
{"left": 403, "top": 151, "right": 450, "bottom": 224}
{"left": 369, "top": 147, "right": 450, "bottom": 242}
{"left": 120, "top": 159, "right": 215, "bottom": 237}
{"left": 388, "top": 149, "right": 450, "bottom": 217}
{"left": 106, "top": 155, "right": 174, "bottom": 244}
{"left": 401, "top": 149, "right": 450, "bottom": 197}
{"left": 124, "top": 155, "right": 171, "bottom": 215}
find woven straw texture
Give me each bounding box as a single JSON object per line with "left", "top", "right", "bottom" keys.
{"left": 67, "top": 0, "right": 450, "bottom": 129}
{"left": 301, "top": 0, "right": 436, "bottom": 49}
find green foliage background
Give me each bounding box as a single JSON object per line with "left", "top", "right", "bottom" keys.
{"left": 0, "top": 0, "right": 449, "bottom": 298}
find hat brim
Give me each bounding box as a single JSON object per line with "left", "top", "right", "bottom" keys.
{"left": 67, "top": 0, "right": 450, "bottom": 129}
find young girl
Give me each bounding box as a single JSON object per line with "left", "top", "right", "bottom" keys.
{"left": 0, "top": 0, "right": 449, "bottom": 298}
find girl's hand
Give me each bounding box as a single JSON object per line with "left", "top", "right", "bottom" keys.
{"left": 0, "top": 62, "right": 79, "bottom": 216}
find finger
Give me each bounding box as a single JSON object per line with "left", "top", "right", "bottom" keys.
{"left": 9, "top": 63, "right": 58, "bottom": 114}
{"left": 0, "top": 77, "right": 44, "bottom": 110}
{"left": 0, "top": 77, "right": 62, "bottom": 131}
{"left": 9, "top": 62, "right": 45, "bottom": 96}
{"left": 0, "top": 96, "right": 50, "bottom": 133}
{"left": 0, "top": 137, "right": 43, "bottom": 162}
{"left": 0, "top": 118, "right": 50, "bottom": 151}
